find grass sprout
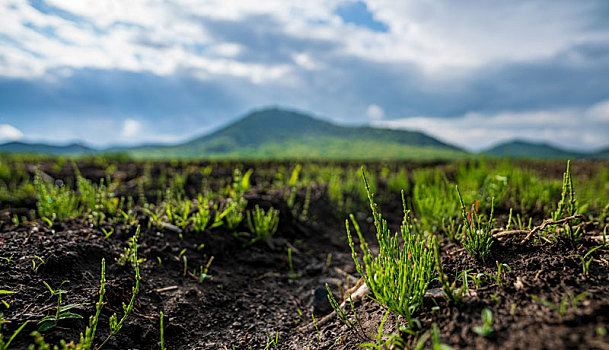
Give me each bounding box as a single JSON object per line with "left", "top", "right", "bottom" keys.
{"left": 38, "top": 281, "right": 84, "bottom": 331}
{"left": 472, "top": 308, "right": 494, "bottom": 337}
{"left": 247, "top": 205, "right": 279, "bottom": 244}
{"left": 347, "top": 169, "right": 434, "bottom": 320}
{"left": 457, "top": 186, "right": 494, "bottom": 261}
{"left": 531, "top": 289, "right": 587, "bottom": 317}
{"left": 160, "top": 312, "right": 167, "bottom": 350}
{"left": 0, "top": 313, "right": 28, "bottom": 350}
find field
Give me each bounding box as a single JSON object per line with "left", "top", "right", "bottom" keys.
{"left": 0, "top": 155, "right": 608, "bottom": 349}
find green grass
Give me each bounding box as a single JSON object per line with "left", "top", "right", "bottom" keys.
{"left": 346, "top": 169, "right": 434, "bottom": 320}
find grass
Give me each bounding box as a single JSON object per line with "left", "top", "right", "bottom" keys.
{"left": 531, "top": 290, "right": 587, "bottom": 317}
{"left": 0, "top": 313, "right": 28, "bottom": 350}
{"left": 246, "top": 205, "right": 280, "bottom": 244}
{"left": 38, "top": 281, "right": 84, "bottom": 331}
{"left": 1, "top": 156, "right": 608, "bottom": 348}
{"left": 472, "top": 309, "right": 494, "bottom": 338}
{"left": 346, "top": 169, "right": 434, "bottom": 321}
{"left": 457, "top": 186, "right": 495, "bottom": 261}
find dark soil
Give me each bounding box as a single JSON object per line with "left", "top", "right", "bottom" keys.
{"left": 0, "top": 160, "right": 608, "bottom": 349}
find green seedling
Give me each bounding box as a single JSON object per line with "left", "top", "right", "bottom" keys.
{"left": 433, "top": 238, "right": 470, "bottom": 304}
{"left": 0, "top": 313, "right": 28, "bottom": 350}
{"left": 551, "top": 161, "right": 582, "bottom": 240}
{"left": 76, "top": 258, "right": 107, "bottom": 349}
{"left": 531, "top": 290, "right": 587, "bottom": 317}
{"left": 264, "top": 331, "right": 279, "bottom": 349}
{"left": 98, "top": 228, "right": 142, "bottom": 349}
{"left": 473, "top": 308, "right": 494, "bottom": 337}
{"left": 32, "top": 256, "right": 45, "bottom": 273}
{"left": 347, "top": 169, "right": 434, "bottom": 320}
{"left": 160, "top": 312, "right": 167, "bottom": 350}
{"left": 192, "top": 256, "right": 214, "bottom": 283}
{"left": 457, "top": 186, "right": 494, "bottom": 261}
{"left": 192, "top": 201, "right": 211, "bottom": 232}
{"left": 287, "top": 248, "right": 300, "bottom": 279}
{"left": 568, "top": 245, "right": 603, "bottom": 276}
{"left": 116, "top": 227, "right": 144, "bottom": 266}
{"left": 0, "top": 256, "right": 13, "bottom": 264}
{"left": 312, "top": 314, "right": 320, "bottom": 342}
{"left": 325, "top": 284, "right": 364, "bottom": 337}
{"left": 246, "top": 205, "right": 280, "bottom": 244}
{"left": 38, "top": 281, "right": 84, "bottom": 331}
{"left": 431, "top": 323, "right": 452, "bottom": 350}
{"left": 360, "top": 310, "right": 406, "bottom": 350}
{"left": 101, "top": 227, "right": 114, "bottom": 239}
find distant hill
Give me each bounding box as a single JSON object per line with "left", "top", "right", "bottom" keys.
{"left": 484, "top": 140, "right": 590, "bottom": 159}
{"left": 591, "top": 146, "right": 609, "bottom": 159}
{"left": 124, "top": 107, "right": 467, "bottom": 159}
{"left": 0, "top": 141, "right": 94, "bottom": 155}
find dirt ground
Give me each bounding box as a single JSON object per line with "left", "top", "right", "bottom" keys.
{"left": 1, "top": 160, "right": 608, "bottom": 349}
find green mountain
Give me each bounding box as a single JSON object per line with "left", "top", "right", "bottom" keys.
{"left": 484, "top": 140, "right": 586, "bottom": 159}
{"left": 125, "top": 108, "right": 466, "bottom": 159}
{"left": 592, "top": 147, "right": 609, "bottom": 159}
{"left": 0, "top": 141, "right": 94, "bottom": 155}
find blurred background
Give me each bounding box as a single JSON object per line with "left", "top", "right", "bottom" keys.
{"left": 0, "top": 0, "right": 608, "bottom": 158}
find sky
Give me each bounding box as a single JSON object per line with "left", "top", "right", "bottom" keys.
{"left": 0, "top": 0, "right": 608, "bottom": 151}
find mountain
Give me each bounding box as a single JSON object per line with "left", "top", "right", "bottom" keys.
{"left": 592, "top": 147, "right": 609, "bottom": 159}
{"left": 484, "top": 140, "right": 586, "bottom": 159}
{"left": 124, "top": 108, "right": 466, "bottom": 159}
{"left": 0, "top": 141, "right": 94, "bottom": 155}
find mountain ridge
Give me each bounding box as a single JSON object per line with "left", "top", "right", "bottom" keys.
{"left": 2, "top": 108, "right": 607, "bottom": 159}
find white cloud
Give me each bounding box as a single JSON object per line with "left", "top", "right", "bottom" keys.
{"left": 0, "top": 124, "right": 24, "bottom": 142}
{"left": 366, "top": 104, "right": 384, "bottom": 120}
{"left": 121, "top": 119, "right": 141, "bottom": 138}
{"left": 1, "top": 0, "right": 605, "bottom": 79}
{"left": 374, "top": 101, "right": 609, "bottom": 151}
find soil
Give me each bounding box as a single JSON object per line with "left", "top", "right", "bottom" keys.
{"left": 0, "top": 160, "right": 608, "bottom": 349}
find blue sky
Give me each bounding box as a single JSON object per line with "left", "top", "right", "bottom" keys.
{"left": 0, "top": 0, "right": 608, "bottom": 151}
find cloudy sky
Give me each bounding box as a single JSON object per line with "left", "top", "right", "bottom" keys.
{"left": 1, "top": 0, "right": 608, "bottom": 151}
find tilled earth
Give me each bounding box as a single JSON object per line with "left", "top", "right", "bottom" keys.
{"left": 0, "top": 160, "right": 608, "bottom": 349}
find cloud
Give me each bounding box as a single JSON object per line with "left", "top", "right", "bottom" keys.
{"left": 121, "top": 119, "right": 141, "bottom": 138}
{"left": 374, "top": 100, "right": 609, "bottom": 151}
{"left": 366, "top": 104, "right": 384, "bottom": 119}
{"left": 0, "top": 0, "right": 608, "bottom": 150}
{"left": 0, "top": 124, "right": 24, "bottom": 142}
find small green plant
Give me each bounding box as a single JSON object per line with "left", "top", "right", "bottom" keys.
{"left": 218, "top": 198, "right": 246, "bottom": 231}
{"left": 473, "top": 308, "right": 494, "bottom": 337}
{"left": 347, "top": 169, "right": 434, "bottom": 320}
{"left": 192, "top": 200, "right": 211, "bottom": 232}
{"left": 38, "top": 281, "right": 84, "bottom": 331}
{"left": 98, "top": 229, "right": 142, "bottom": 349}
{"left": 287, "top": 248, "right": 300, "bottom": 279}
{"left": 360, "top": 310, "right": 406, "bottom": 350}
{"left": 325, "top": 284, "right": 364, "bottom": 337}
{"left": 34, "top": 173, "right": 80, "bottom": 221}
{"left": 531, "top": 290, "right": 587, "bottom": 317}
{"left": 311, "top": 314, "right": 320, "bottom": 342}
{"left": 568, "top": 245, "right": 604, "bottom": 276}
{"left": 0, "top": 313, "right": 28, "bottom": 350}
{"left": 551, "top": 161, "right": 582, "bottom": 240}
{"left": 264, "top": 331, "right": 279, "bottom": 349}
{"left": 433, "top": 238, "right": 469, "bottom": 304}
{"left": 76, "top": 258, "right": 107, "bottom": 349}
{"left": 246, "top": 205, "right": 279, "bottom": 244}
{"left": 457, "top": 186, "right": 494, "bottom": 261}
{"left": 101, "top": 227, "right": 114, "bottom": 239}
{"left": 160, "top": 312, "right": 167, "bottom": 350}
{"left": 116, "top": 227, "right": 144, "bottom": 266}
